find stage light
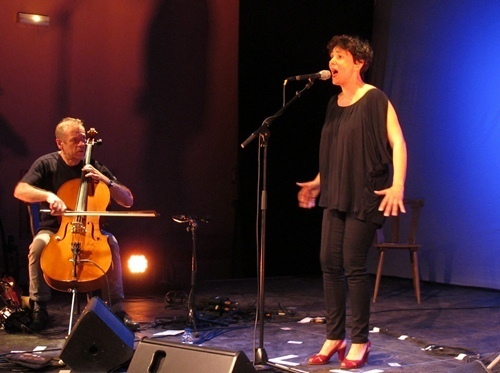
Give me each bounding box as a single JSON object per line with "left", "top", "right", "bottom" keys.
{"left": 128, "top": 254, "right": 148, "bottom": 274}
{"left": 17, "top": 12, "right": 50, "bottom": 27}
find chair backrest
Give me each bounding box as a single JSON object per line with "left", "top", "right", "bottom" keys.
{"left": 27, "top": 203, "right": 41, "bottom": 237}
{"left": 377, "top": 198, "right": 424, "bottom": 244}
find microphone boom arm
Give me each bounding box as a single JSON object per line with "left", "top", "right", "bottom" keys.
{"left": 240, "top": 79, "right": 315, "bottom": 148}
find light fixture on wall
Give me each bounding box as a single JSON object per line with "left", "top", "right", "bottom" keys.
{"left": 17, "top": 12, "right": 50, "bottom": 27}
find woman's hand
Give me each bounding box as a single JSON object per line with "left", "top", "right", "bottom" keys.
{"left": 374, "top": 185, "right": 405, "bottom": 216}
{"left": 296, "top": 175, "right": 321, "bottom": 209}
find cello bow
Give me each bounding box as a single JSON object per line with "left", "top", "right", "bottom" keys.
{"left": 40, "top": 209, "right": 159, "bottom": 217}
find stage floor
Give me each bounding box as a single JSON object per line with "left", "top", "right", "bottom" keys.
{"left": 1, "top": 276, "right": 499, "bottom": 372}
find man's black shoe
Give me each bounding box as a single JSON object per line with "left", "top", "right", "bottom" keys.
{"left": 115, "top": 310, "right": 140, "bottom": 331}
{"left": 30, "top": 308, "right": 49, "bottom": 331}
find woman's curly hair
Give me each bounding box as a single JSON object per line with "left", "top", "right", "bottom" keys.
{"left": 327, "top": 35, "right": 373, "bottom": 74}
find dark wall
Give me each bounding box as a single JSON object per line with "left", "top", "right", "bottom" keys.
{"left": 236, "top": 0, "right": 374, "bottom": 277}
{"left": 237, "top": 0, "right": 500, "bottom": 291}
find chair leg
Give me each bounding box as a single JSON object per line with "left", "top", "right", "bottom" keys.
{"left": 373, "top": 250, "right": 385, "bottom": 302}
{"left": 410, "top": 250, "right": 421, "bottom": 303}
{"left": 76, "top": 294, "right": 81, "bottom": 314}
{"left": 75, "top": 292, "right": 92, "bottom": 314}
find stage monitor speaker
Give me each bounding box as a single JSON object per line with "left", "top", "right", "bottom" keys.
{"left": 127, "top": 338, "right": 257, "bottom": 373}
{"left": 59, "top": 296, "right": 135, "bottom": 372}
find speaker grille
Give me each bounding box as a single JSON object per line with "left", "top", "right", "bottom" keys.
{"left": 60, "top": 297, "right": 134, "bottom": 372}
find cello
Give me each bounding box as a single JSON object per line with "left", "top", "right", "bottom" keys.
{"left": 40, "top": 128, "right": 112, "bottom": 294}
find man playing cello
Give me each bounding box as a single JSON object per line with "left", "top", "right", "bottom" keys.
{"left": 13, "top": 117, "right": 139, "bottom": 331}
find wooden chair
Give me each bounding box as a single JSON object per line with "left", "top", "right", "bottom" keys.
{"left": 372, "top": 198, "right": 424, "bottom": 303}
{"left": 27, "top": 203, "right": 41, "bottom": 237}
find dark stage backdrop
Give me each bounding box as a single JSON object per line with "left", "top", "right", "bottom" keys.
{"left": 238, "top": 0, "right": 500, "bottom": 291}
{"left": 367, "top": 0, "right": 500, "bottom": 290}
{"left": 2, "top": 0, "right": 497, "bottom": 292}
{"left": 237, "top": 0, "right": 374, "bottom": 277}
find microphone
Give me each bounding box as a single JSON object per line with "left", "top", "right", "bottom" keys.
{"left": 285, "top": 70, "right": 331, "bottom": 83}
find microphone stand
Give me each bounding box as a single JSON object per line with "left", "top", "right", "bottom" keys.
{"left": 172, "top": 215, "right": 227, "bottom": 333}
{"left": 241, "top": 79, "right": 316, "bottom": 373}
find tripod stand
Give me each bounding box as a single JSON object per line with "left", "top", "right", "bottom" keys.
{"left": 241, "top": 80, "right": 317, "bottom": 373}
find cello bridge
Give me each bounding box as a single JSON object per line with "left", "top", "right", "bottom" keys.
{"left": 70, "top": 221, "right": 86, "bottom": 235}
